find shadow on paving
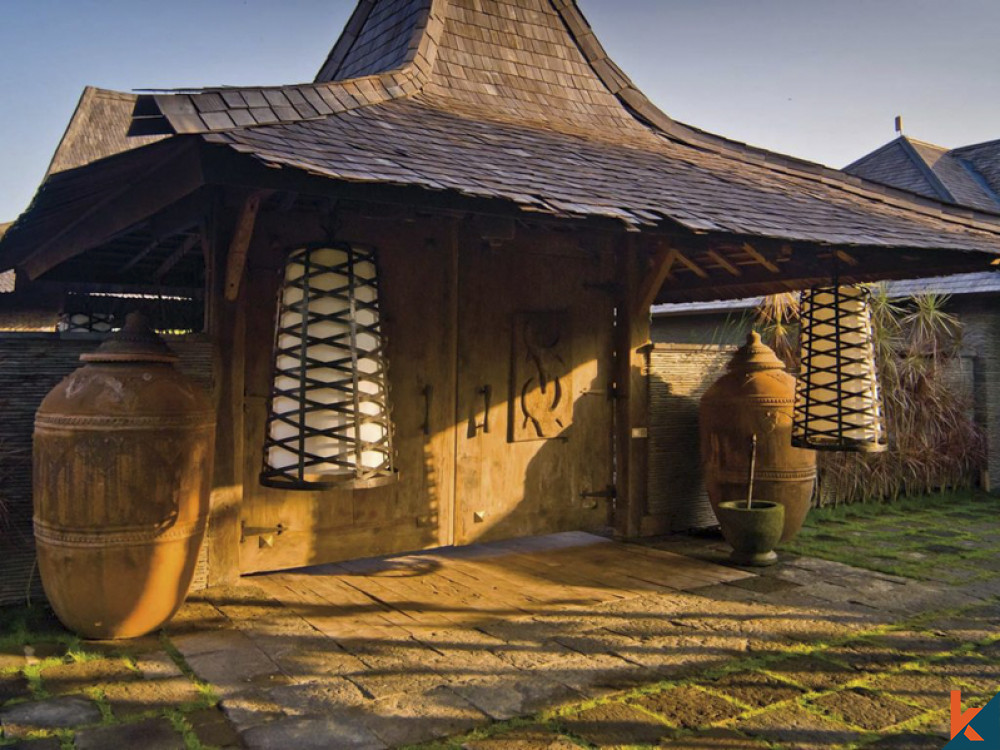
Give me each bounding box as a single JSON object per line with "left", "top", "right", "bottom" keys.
{"left": 1, "top": 507, "right": 998, "bottom": 749}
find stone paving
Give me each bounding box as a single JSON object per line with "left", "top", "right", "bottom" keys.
{"left": 0, "top": 529, "right": 997, "bottom": 749}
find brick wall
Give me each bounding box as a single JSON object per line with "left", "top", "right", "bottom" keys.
{"left": 0, "top": 333, "right": 215, "bottom": 605}
{"left": 646, "top": 343, "right": 734, "bottom": 531}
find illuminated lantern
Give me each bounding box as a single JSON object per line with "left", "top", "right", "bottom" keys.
{"left": 792, "top": 285, "right": 887, "bottom": 452}
{"left": 261, "top": 243, "right": 396, "bottom": 489}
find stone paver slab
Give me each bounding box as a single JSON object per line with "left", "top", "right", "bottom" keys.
{"left": 460, "top": 726, "right": 579, "bottom": 749}
{"left": 733, "top": 703, "right": 861, "bottom": 750}
{"left": 39, "top": 658, "right": 137, "bottom": 696}
{"left": 868, "top": 671, "right": 957, "bottom": 710}
{"left": 268, "top": 677, "right": 368, "bottom": 714}
{"left": 631, "top": 684, "right": 745, "bottom": 728}
{"left": 187, "top": 706, "right": 244, "bottom": 749}
{"left": 363, "top": 685, "right": 489, "bottom": 748}
{"left": 0, "top": 696, "right": 101, "bottom": 737}
{"left": 447, "top": 673, "right": 581, "bottom": 721}
{"left": 103, "top": 675, "right": 204, "bottom": 717}
{"left": 763, "top": 654, "right": 859, "bottom": 692}
{"left": 660, "top": 728, "right": 771, "bottom": 749}
{"left": 0, "top": 672, "right": 30, "bottom": 704}
{"left": 811, "top": 687, "right": 923, "bottom": 730}
{"left": 2, "top": 737, "right": 62, "bottom": 750}
{"left": 75, "top": 717, "right": 186, "bottom": 750}
{"left": 700, "top": 670, "right": 804, "bottom": 709}
{"left": 557, "top": 702, "right": 669, "bottom": 747}
{"left": 242, "top": 714, "right": 386, "bottom": 750}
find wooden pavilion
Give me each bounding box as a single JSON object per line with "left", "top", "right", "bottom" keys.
{"left": 2, "top": 0, "right": 999, "bottom": 588}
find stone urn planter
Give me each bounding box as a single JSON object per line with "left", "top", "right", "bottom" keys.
{"left": 700, "top": 331, "right": 816, "bottom": 542}
{"left": 716, "top": 500, "right": 785, "bottom": 566}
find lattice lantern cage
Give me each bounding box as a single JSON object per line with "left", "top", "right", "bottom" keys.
{"left": 261, "top": 243, "right": 396, "bottom": 490}
{"left": 792, "top": 285, "right": 887, "bottom": 453}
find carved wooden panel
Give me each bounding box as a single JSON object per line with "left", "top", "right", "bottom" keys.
{"left": 510, "top": 311, "right": 573, "bottom": 442}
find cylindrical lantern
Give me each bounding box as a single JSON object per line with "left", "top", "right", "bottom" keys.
{"left": 260, "top": 243, "right": 396, "bottom": 489}
{"left": 792, "top": 285, "right": 887, "bottom": 452}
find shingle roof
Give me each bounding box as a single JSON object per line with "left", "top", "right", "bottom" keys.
{"left": 652, "top": 271, "right": 1000, "bottom": 317}
{"left": 48, "top": 87, "right": 165, "bottom": 175}
{"left": 6, "top": 0, "right": 1000, "bottom": 284}
{"left": 845, "top": 136, "right": 1000, "bottom": 214}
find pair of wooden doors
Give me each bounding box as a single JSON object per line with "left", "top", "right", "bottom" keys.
{"left": 238, "top": 230, "right": 615, "bottom": 574}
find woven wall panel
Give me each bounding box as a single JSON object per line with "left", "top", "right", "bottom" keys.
{"left": 647, "top": 344, "right": 734, "bottom": 531}
{"left": 0, "top": 335, "right": 214, "bottom": 605}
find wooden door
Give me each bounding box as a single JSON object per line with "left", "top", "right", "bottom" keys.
{"left": 454, "top": 240, "right": 616, "bottom": 545}
{"left": 238, "top": 237, "right": 457, "bottom": 573}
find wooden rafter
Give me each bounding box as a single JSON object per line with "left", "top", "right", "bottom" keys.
{"left": 835, "top": 249, "right": 859, "bottom": 266}
{"left": 224, "top": 191, "right": 268, "bottom": 301}
{"left": 120, "top": 236, "right": 162, "bottom": 273}
{"left": 154, "top": 232, "right": 201, "bottom": 281}
{"left": 704, "top": 249, "right": 741, "bottom": 277}
{"left": 672, "top": 249, "right": 709, "bottom": 279}
{"left": 742, "top": 243, "right": 780, "bottom": 273}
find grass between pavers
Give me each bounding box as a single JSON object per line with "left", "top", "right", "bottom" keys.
{"left": 407, "top": 601, "right": 1000, "bottom": 749}
{"left": 0, "top": 607, "right": 221, "bottom": 749}
{"left": 782, "top": 490, "right": 1000, "bottom": 584}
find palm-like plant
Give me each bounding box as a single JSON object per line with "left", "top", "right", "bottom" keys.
{"left": 753, "top": 286, "right": 984, "bottom": 505}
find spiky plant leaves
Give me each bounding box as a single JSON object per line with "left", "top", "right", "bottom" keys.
{"left": 752, "top": 288, "right": 985, "bottom": 506}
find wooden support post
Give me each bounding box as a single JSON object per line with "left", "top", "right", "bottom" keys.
{"left": 615, "top": 236, "right": 650, "bottom": 539}
{"left": 224, "top": 192, "right": 266, "bottom": 302}
{"left": 206, "top": 203, "right": 246, "bottom": 587}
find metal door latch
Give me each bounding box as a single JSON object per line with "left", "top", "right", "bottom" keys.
{"left": 241, "top": 522, "right": 285, "bottom": 549}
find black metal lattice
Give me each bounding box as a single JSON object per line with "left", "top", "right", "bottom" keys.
{"left": 792, "top": 285, "right": 887, "bottom": 452}
{"left": 260, "top": 243, "right": 396, "bottom": 490}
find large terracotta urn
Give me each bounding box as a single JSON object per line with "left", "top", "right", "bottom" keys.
{"left": 33, "top": 313, "right": 215, "bottom": 639}
{"left": 699, "top": 332, "right": 816, "bottom": 542}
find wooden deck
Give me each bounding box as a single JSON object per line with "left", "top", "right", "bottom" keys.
{"left": 250, "top": 531, "right": 753, "bottom": 641}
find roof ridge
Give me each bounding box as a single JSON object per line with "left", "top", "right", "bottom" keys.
{"left": 897, "top": 136, "right": 956, "bottom": 203}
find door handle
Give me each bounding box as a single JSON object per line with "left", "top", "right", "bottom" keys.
{"left": 469, "top": 384, "right": 493, "bottom": 437}
{"left": 479, "top": 385, "right": 492, "bottom": 434}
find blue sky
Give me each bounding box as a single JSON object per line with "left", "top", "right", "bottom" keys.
{"left": 1, "top": 0, "right": 998, "bottom": 222}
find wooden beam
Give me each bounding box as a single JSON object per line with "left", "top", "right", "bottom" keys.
{"left": 672, "top": 248, "right": 709, "bottom": 279}
{"left": 705, "top": 249, "right": 742, "bottom": 276}
{"left": 634, "top": 245, "right": 676, "bottom": 316}
{"left": 742, "top": 242, "right": 781, "bottom": 273}
{"left": 120, "top": 236, "right": 160, "bottom": 273}
{"left": 835, "top": 249, "right": 860, "bottom": 267}
{"left": 20, "top": 141, "right": 204, "bottom": 280}
{"left": 224, "top": 192, "right": 266, "bottom": 302}
{"left": 154, "top": 232, "right": 201, "bottom": 281}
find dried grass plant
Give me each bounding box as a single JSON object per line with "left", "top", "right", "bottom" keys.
{"left": 753, "top": 287, "right": 985, "bottom": 506}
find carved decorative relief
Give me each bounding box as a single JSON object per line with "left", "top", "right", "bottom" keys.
{"left": 510, "top": 311, "right": 573, "bottom": 442}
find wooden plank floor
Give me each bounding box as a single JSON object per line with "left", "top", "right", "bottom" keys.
{"left": 251, "top": 531, "right": 754, "bottom": 634}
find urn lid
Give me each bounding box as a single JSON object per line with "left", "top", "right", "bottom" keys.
{"left": 80, "top": 312, "right": 178, "bottom": 363}
{"left": 726, "top": 331, "right": 786, "bottom": 372}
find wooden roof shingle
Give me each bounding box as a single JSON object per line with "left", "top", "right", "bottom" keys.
{"left": 3, "top": 0, "right": 1000, "bottom": 288}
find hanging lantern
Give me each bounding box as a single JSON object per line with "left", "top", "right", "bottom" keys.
{"left": 261, "top": 243, "right": 396, "bottom": 489}
{"left": 792, "top": 284, "right": 887, "bottom": 452}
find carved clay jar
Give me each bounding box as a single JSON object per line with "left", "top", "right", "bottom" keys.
{"left": 33, "top": 313, "right": 214, "bottom": 639}
{"left": 699, "top": 332, "right": 817, "bottom": 542}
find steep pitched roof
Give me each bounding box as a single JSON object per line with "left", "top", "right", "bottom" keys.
{"left": 845, "top": 136, "right": 1000, "bottom": 214}
{"left": 5, "top": 0, "right": 1000, "bottom": 287}
{"left": 48, "top": 87, "right": 165, "bottom": 175}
